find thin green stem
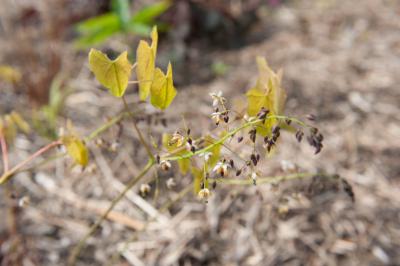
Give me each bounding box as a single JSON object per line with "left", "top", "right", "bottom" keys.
{"left": 163, "top": 115, "right": 309, "bottom": 162}
{"left": 122, "top": 97, "right": 154, "bottom": 160}
{"left": 163, "top": 118, "right": 262, "bottom": 161}
{"left": 216, "top": 172, "right": 313, "bottom": 185}
{"left": 67, "top": 160, "right": 155, "bottom": 266}
{"left": 85, "top": 112, "right": 128, "bottom": 142}
{"left": 0, "top": 112, "right": 128, "bottom": 184}
{"left": 159, "top": 183, "right": 193, "bottom": 212}
{"left": 216, "top": 172, "right": 337, "bottom": 185}
{"left": 203, "top": 161, "right": 207, "bottom": 188}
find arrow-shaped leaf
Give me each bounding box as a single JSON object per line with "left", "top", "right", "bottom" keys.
{"left": 88, "top": 49, "right": 132, "bottom": 97}
{"left": 136, "top": 26, "right": 158, "bottom": 100}
{"left": 246, "top": 57, "right": 286, "bottom": 136}
{"left": 150, "top": 62, "right": 177, "bottom": 110}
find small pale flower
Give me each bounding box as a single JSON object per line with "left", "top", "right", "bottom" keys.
{"left": 198, "top": 188, "right": 210, "bottom": 201}
{"left": 209, "top": 91, "right": 226, "bottom": 107}
{"left": 169, "top": 131, "right": 185, "bottom": 147}
{"left": 211, "top": 112, "right": 223, "bottom": 125}
{"left": 140, "top": 184, "right": 151, "bottom": 196}
{"left": 160, "top": 160, "right": 171, "bottom": 171}
{"left": 213, "top": 161, "right": 230, "bottom": 177}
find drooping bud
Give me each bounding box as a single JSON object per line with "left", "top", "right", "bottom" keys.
{"left": 140, "top": 184, "right": 151, "bottom": 197}
{"left": 198, "top": 188, "right": 210, "bottom": 202}
{"left": 295, "top": 130, "right": 304, "bottom": 143}
{"left": 160, "top": 160, "right": 171, "bottom": 171}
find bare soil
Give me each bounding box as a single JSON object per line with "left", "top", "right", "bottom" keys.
{"left": 1, "top": 0, "right": 399, "bottom": 265}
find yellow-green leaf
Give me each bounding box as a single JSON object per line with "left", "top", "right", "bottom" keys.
{"left": 191, "top": 167, "right": 208, "bottom": 195}
{"left": 10, "top": 111, "right": 30, "bottom": 134}
{"left": 246, "top": 87, "right": 271, "bottom": 117}
{"left": 177, "top": 158, "right": 190, "bottom": 175}
{"left": 150, "top": 63, "right": 177, "bottom": 110}
{"left": 0, "top": 112, "right": 31, "bottom": 145}
{"left": 203, "top": 135, "right": 222, "bottom": 168}
{"left": 150, "top": 26, "right": 158, "bottom": 56}
{"left": 136, "top": 26, "right": 158, "bottom": 100}
{"left": 62, "top": 136, "right": 89, "bottom": 167}
{"left": 246, "top": 87, "right": 275, "bottom": 136}
{"left": 88, "top": 49, "right": 132, "bottom": 97}
{"left": 246, "top": 56, "right": 286, "bottom": 136}
{"left": 3, "top": 115, "right": 17, "bottom": 144}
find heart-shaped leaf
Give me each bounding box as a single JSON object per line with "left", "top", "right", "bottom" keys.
{"left": 150, "top": 63, "right": 177, "bottom": 110}
{"left": 88, "top": 49, "right": 132, "bottom": 97}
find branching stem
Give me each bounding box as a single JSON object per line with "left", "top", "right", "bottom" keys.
{"left": 0, "top": 140, "right": 62, "bottom": 185}
{"left": 163, "top": 115, "right": 303, "bottom": 162}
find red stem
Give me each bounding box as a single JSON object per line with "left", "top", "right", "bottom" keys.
{"left": 0, "top": 140, "right": 62, "bottom": 185}
{"left": 0, "top": 132, "right": 9, "bottom": 172}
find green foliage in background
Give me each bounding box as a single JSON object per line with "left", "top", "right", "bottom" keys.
{"left": 75, "top": 0, "right": 170, "bottom": 47}
{"left": 33, "top": 76, "right": 72, "bottom": 140}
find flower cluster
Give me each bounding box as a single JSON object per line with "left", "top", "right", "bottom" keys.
{"left": 307, "top": 127, "right": 324, "bottom": 154}
{"left": 155, "top": 58, "right": 326, "bottom": 203}
{"left": 213, "top": 160, "right": 231, "bottom": 177}
{"left": 295, "top": 124, "right": 324, "bottom": 155}
{"left": 209, "top": 91, "right": 229, "bottom": 126}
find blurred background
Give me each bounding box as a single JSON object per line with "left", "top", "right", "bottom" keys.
{"left": 0, "top": 0, "right": 399, "bottom": 265}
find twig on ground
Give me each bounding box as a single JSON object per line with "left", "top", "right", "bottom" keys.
{"left": 67, "top": 159, "right": 155, "bottom": 266}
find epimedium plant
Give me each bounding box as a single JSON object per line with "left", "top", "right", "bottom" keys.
{"left": 0, "top": 26, "right": 327, "bottom": 265}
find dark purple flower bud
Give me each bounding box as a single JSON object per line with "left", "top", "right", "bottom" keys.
{"left": 251, "top": 154, "right": 258, "bottom": 166}
{"left": 295, "top": 130, "right": 304, "bottom": 142}
{"left": 224, "top": 115, "right": 229, "bottom": 123}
